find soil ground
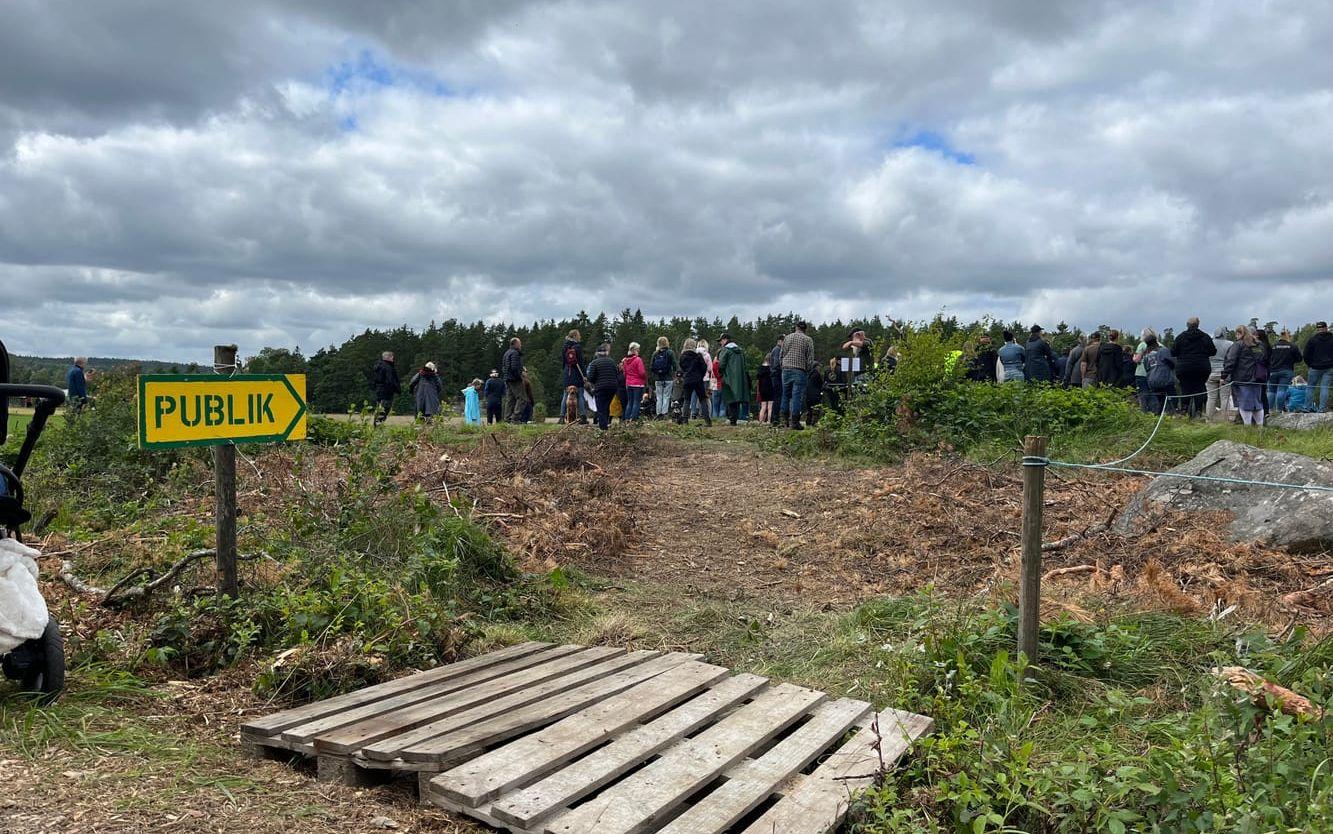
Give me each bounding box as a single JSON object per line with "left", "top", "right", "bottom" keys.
{"left": 4, "top": 426, "right": 1331, "bottom": 832}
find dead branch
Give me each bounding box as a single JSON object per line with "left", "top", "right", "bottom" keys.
{"left": 1212, "top": 666, "right": 1324, "bottom": 719}
{"left": 1280, "top": 575, "right": 1333, "bottom": 609}
{"left": 102, "top": 548, "right": 219, "bottom": 607}
{"left": 60, "top": 560, "right": 107, "bottom": 597}
{"left": 1041, "top": 505, "right": 1120, "bottom": 552}
{"left": 1042, "top": 565, "right": 1098, "bottom": 581}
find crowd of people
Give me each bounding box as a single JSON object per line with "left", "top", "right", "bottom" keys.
{"left": 367, "top": 318, "right": 1333, "bottom": 430}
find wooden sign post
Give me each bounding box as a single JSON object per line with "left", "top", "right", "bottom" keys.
{"left": 1018, "top": 435, "right": 1048, "bottom": 665}
{"left": 136, "top": 349, "right": 307, "bottom": 597}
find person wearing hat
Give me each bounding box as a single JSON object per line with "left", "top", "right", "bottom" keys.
{"left": 482, "top": 370, "right": 505, "bottom": 425}
{"left": 1023, "top": 325, "right": 1055, "bottom": 384}
{"left": 409, "top": 360, "right": 444, "bottom": 423}
{"left": 1304, "top": 321, "right": 1333, "bottom": 412}
{"left": 717, "top": 333, "right": 750, "bottom": 425}
{"left": 781, "top": 321, "right": 815, "bottom": 430}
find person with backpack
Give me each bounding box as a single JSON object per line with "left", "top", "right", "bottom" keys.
{"left": 650, "top": 337, "right": 675, "bottom": 420}
{"left": 1223, "top": 326, "right": 1266, "bottom": 426}
{"left": 408, "top": 361, "right": 444, "bottom": 423}
{"left": 370, "top": 351, "right": 401, "bottom": 426}
{"left": 500, "top": 337, "right": 526, "bottom": 423}
{"left": 621, "top": 342, "right": 647, "bottom": 422}
{"left": 676, "top": 338, "right": 712, "bottom": 427}
{"left": 561, "top": 330, "right": 588, "bottom": 425}
{"left": 482, "top": 370, "right": 505, "bottom": 424}
{"left": 585, "top": 343, "right": 620, "bottom": 430}
{"left": 1140, "top": 335, "right": 1176, "bottom": 415}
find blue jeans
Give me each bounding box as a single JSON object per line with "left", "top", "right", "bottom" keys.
{"left": 712, "top": 389, "right": 726, "bottom": 417}
{"left": 782, "top": 369, "right": 808, "bottom": 421}
{"left": 654, "top": 380, "right": 673, "bottom": 416}
{"left": 1309, "top": 367, "right": 1332, "bottom": 412}
{"left": 625, "top": 386, "right": 643, "bottom": 421}
{"left": 1135, "top": 377, "right": 1152, "bottom": 411}
{"left": 1267, "top": 370, "right": 1293, "bottom": 413}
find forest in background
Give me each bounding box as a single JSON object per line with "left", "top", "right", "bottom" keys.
{"left": 8, "top": 310, "right": 1313, "bottom": 416}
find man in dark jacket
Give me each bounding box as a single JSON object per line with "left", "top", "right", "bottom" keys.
{"left": 500, "top": 337, "right": 526, "bottom": 423}
{"left": 482, "top": 371, "right": 505, "bottom": 424}
{"left": 1172, "top": 317, "right": 1216, "bottom": 418}
{"left": 1023, "top": 325, "right": 1055, "bottom": 384}
{"left": 1098, "top": 330, "right": 1125, "bottom": 388}
{"left": 65, "top": 356, "right": 89, "bottom": 412}
{"left": 1268, "top": 329, "right": 1302, "bottom": 413}
{"left": 371, "top": 351, "right": 400, "bottom": 425}
{"left": 584, "top": 343, "right": 620, "bottom": 430}
{"left": 1305, "top": 322, "right": 1333, "bottom": 412}
{"left": 968, "top": 335, "right": 998, "bottom": 382}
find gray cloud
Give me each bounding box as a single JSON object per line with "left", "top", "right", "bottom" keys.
{"left": 1, "top": 0, "right": 1330, "bottom": 360}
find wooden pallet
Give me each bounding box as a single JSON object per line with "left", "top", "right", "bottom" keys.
{"left": 241, "top": 642, "right": 933, "bottom": 834}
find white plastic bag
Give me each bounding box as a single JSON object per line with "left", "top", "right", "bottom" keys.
{"left": 0, "top": 538, "right": 49, "bottom": 653}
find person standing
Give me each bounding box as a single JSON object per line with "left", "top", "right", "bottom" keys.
{"left": 650, "top": 336, "right": 675, "bottom": 420}
{"left": 408, "top": 361, "right": 444, "bottom": 423}
{"left": 997, "top": 331, "right": 1026, "bottom": 382}
{"left": 696, "top": 339, "right": 716, "bottom": 419}
{"left": 482, "top": 371, "right": 505, "bottom": 425}
{"left": 756, "top": 360, "right": 774, "bottom": 424}
{"left": 767, "top": 336, "right": 785, "bottom": 426}
{"left": 561, "top": 330, "right": 588, "bottom": 425}
{"left": 1267, "top": 329, "right": 1302, "bottom": 413}
{"left": 585, "top": 343, "right": 620, "bottom": 430}
{"left": 1140, "top": 334, "right": 1176, "bottom": 414}
{"left": 1171, "top": 317, "right": 1215, "bottom": 418}
{"left": 1079, "top": 332, "right": 1102, "bottom": 388}
{"left": 1063, "top": 337, "right": 1085, "bottom": 388}
{"left": 718, "top": 333, "right": 749, "bottom": 425}
{"left": 1304, "top": 321, "right": 1333, "bottom": 412}
{"left": 676, "top": 338, "right": 712, "bottom": 426}
{"left": 1206, "top": 327, "right": 1233, "bottom": 418}
{"left": 65, "top": 356, "right": 89, "bottom": 412}
{"left": 1132, "top": 329, "right": 1156, "bottom": 410}
{"left": 462, "top": 379, "right": 483, "bottom": 425}
{"left": 621, "top": 342, "right": 647, "bottom": 422}
{"left": 1223, "top": 326, "right": 1266, "bottom": 426}
{"left": 781, "top": 321, "right": 815, "bottom": 430}
{"left": 1098, "top": 330, "right": 1125, "bottom": 388}
{"left": 1024, "top": 325, "right": 1055, "bottom": 384}
{"left": 520, "top": 369, "right": 536, "bottom": 423}
{"left": 841, "top": 330, "right": 875, "bottom": 385}
{"left": 371, "top": 351, "right": 400, "bottom": 426}
{"left": 968, "top": 335, "right": 998, "bottom": 383}
{"left": 501, "top": 337, "right": 526, "bottom": 423}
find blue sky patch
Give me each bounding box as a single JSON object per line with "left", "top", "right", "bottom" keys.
{"left": 324, "top": 48, "right": 456, "bottom": 98}
{"left": 892, "top": 130, "right": 976, "bottom": 165}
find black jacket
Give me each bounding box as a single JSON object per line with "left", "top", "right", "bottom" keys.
{"left": 1171, "top": 326, "right": 1216, "bottom": 376}
{"left": 585, "top": 355, "right": 621, "bottom": 392}
{"left": 371, "top": 359, "right": 400, "bottom": 399}
{"left": 482, "top": 377, "right": 505, "bottom": 404}
{"left": 1223, "top": 341, "right": 1262, "bottom": 383}
{"left": 561, "top": 340, "right": 585, "bottom": 388}
{"left": 678, "top": 349, "right": 707, "bottom": 386}
{"left": 1024, "top": 337, "right": 1055, "bottom": 382}
{"left": 1269, "top": 340, "right": 1302, "bottom": 373}
{"left": 1098, "top": 341, "right": 1125, "bottom": 387}
{"left": 1304, "top": 331, "right": 1333, "bottom": 370}
{"left": 501, "top": 347, "right": 524, "bottom": 382}
{"left": 969, "top": 348, "right": 998, "bottom": 382}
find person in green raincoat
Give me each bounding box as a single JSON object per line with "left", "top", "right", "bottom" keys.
{"left": 717, "top": 333, "right": 750, "bottom": 426}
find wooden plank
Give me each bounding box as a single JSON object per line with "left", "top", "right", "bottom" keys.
{"left": 489, "top": 673, "right": 768, "bottom": 830}
{"left": 280, "top": 644, "right": 586, "bottom": 745}
{"left": 241, "top": 641, "right": 551, "bottom": 736}
{"left": 431, "top": 791, "right": 539, "bottom": 834}
{"left": 738, "top": 708, "right": 934, "bottom": 834}
{"left": 655, "top": 698, "right": 872, "bottom": 834}
{"left": 402, "top": 653, "right": 707, "bottom": 766}
{"left": 313, "top": 646, "right": 625, "bottom": 754}
{"left": 543, "top": 682, "right": 827, "bottom": 834}
{"left": 434, "top": 661, "right": 731, "bottom": 805}
{"left": 358, "top": 649, "right": 662, "bottom": 761}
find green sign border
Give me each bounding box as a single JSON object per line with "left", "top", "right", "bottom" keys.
{"left": 137, "top": 373, "right": 307, "bottom": 450}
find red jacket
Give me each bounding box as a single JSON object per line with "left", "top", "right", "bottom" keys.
{"left": 622, "top": 354, "right": 647, "bottom": 387}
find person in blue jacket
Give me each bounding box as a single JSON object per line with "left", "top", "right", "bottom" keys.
{"left": 65, "top": 357, "right": 89, "bottom": 411}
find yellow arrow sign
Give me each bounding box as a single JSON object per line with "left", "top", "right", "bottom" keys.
{"left": 137, "top": 374, "right": 308, "bottom": 449}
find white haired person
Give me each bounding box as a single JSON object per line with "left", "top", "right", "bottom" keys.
{"left": 1222, "top": 326, "right": 1266, "bottom": 426}
{"left": 65, "top": 356, "right": 89, "bottom": 412}
{"left": 371, "top": 350, "right": 401, "bottom": 425}
{"left": 409, "top": 360, "right": 443, "bottom": 424}
{"left": 621, "top": 342, "right": 647, "bottom": 422}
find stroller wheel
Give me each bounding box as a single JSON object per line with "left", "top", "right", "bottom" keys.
{"left": 21, "top": 618, "right": 64, "bottom": 703}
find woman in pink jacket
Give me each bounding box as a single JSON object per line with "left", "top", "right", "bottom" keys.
{"left": 621, "top": 342, "right": 648, "bottom": 422}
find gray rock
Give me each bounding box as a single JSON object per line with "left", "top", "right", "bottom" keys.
{"left": 1267, "top": 411, "right": 1333, "bottom": 430}
{"left": 1115, "top": 440, "right": 1333, "bottom": 551}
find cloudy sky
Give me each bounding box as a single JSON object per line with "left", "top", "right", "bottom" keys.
{"left": 2, "top": 0, "right": 1331, "bottom": 361}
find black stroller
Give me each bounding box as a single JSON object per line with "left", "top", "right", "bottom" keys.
{"left": 0, "top": 338, "right": 66, "bottom": 701}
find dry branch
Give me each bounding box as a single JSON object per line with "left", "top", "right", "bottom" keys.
{"left": 1041, "top": 506, "right": 1120, "bottom": 552}
{"left": 1212, "top": 666, "right": 1324, "bottom": 719}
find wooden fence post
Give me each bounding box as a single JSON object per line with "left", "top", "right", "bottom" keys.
{"left": 213, "top": 344, "right": 239, "bottom": 598}
{"left": 1017, "top": 435, "right": 1048, "bottom": 665}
